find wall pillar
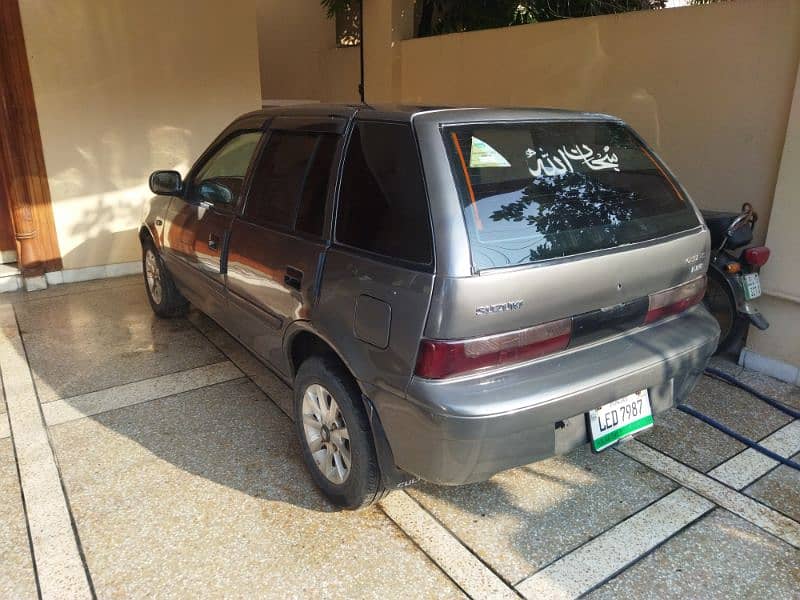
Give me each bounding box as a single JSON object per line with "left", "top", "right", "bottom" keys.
{"left": 0, "top": 0, "right": 62, "bottom": 278}
{"left": 747, "top": 56, "right": 800, "bottom": 368}
{"left": 363, "top": 0, "right": 414, "bottom": 103}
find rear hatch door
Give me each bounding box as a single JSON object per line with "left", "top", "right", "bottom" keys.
{"left": 426, "top": 119, "right": 708, "bottom": 341}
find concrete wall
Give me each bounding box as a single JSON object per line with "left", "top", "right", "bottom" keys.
{"left": 749, "top": 57, "right": 800, "bottom": 367}
{"left": 19, "top": 0, "right": 262, "bottom": 270}
{"left": 257, "top": 0, "right": 360, "bottom": 104}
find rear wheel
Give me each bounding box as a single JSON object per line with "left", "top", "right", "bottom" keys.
{"left": 142, "top": 239, "right": 188, "bottom": 318}
{"left": 703, "top": 269, "right": 747, "bottom": 354}
{"left": 294, "top": 356, "right": 384, "bottom": 510}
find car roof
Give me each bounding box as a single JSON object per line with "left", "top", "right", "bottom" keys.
{"left": 237, "top": 103, "right": 621, "bottom": 127}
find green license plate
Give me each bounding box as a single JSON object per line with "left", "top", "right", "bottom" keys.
{"left": 588, "top": 390, "right": 653, "bottom": 452}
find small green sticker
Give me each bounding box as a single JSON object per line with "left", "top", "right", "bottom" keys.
{"left": 469, "top": 137, "right": 511, "bottom": 168}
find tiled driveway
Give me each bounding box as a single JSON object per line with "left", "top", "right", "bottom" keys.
{"left": 0, "top": 275, "right": 798, "bottom": 599}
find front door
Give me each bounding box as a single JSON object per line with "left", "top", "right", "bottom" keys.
{"left": 162, "top": 131, "right": 262, "bottom": 317}
{"left": 226, "top": 124, "right": 343, "bottom": 374}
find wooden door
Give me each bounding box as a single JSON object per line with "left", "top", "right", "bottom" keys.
{"left": 0, "top": 0, "right": 61, "bottom": 275}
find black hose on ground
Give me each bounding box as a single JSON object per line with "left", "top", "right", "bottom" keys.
{"left": 704, "top": 366, "right": 800, "bottom": 420}
{"left": 676, "top": 404, "right": 800, "bottom": 472}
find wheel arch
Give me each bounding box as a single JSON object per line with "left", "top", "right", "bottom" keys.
{"left": 139, "top": 224, "right": 158, "bottom": 249}
{"left": 285, "top": 324, "right": 353, "bottom": 382}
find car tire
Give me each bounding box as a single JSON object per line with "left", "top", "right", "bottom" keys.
{"left": 141, "top": 238, "right": 189, "bottom": 318}
{"left": 294, "top": 356, "right": 385, "bottom": 510}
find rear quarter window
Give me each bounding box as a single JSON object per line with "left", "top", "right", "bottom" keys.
{"left": 336, "top": 121, "right": 433, "bottom": 267}
{"left": 446, "top": 121, "right": 700, "bottom": 271}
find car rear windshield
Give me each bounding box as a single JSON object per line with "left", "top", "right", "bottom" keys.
{"left": 445, "top": 121, "right": 700, "bottom": 271}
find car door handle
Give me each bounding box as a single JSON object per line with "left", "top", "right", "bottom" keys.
{"left": 284, "top": 266, "right": 303, "bottom": 291}
{"left": 208, "top": 233, "right": 220, "bottom": 251}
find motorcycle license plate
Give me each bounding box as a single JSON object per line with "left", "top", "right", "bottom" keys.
{"left": 742, "top": 273, "right": 761, "bottom": 300}
{"left": 588, "top": 390, "right": 653, "bottom": 452}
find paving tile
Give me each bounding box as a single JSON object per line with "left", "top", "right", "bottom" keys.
{"left": 745, "top": 452, "right": 800, "bottom": 523}
{"left": 517, "top": 488, "right": 713, "bottom": 600}
{"left": 380, "top": 492, "right": 518, "bottom": 599}
{"left": 709, "top": 420, "right": 800, "bottom": 490}
{"left": 187, "top": 309, "right": 294, "bottom": 417}
{"left": 407, "top": 445, "right": 677, "bottom": 585}
{"left": 43, "top": 361, "right": 243, "bottom": 426}
{"left": 685, "top": 375, "right": 792, "bottom": 440}
{"left": 619, "top": 440, "right": 800, "bottom": 548}
{"left": 0, "top": 438, "right": 38, "bottom": 599}
{"left": 0, "top": 274, "right": 141, "bottom": 307}
{"left": 49, "top": 378, "right": 461, "bottom": 599}
{"left": 585, "top": 509, "right": 800, "bottom": 600}
{"left": 734, "top": 368, "right": 799, "bottom": 406}
{"left": 638, "top": 407, "right": 745, "bottom": 473}
{"left": 707, "top": 355, "right": 744, "bottom": 377}
{"left": 15, "top": 285, "right": 223, "bottom": 402}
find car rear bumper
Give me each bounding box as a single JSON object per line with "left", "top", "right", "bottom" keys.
{"left": 370, "top": 305, "right": 719, "bottom": 485}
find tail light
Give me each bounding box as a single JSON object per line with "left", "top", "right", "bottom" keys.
{"left": 645, "top": 276, "right": 706, "bottom": 324}
{"left": 414, "top": 318, "right": 571, "bottom": 380}
{"left": 743, "top": 246, "right": 770, "bottom": 267}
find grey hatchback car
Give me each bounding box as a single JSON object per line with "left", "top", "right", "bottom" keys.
{"left": 141, "top": 105, "right": 719, "bottom": 509}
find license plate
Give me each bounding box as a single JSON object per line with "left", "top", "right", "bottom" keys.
{"left": 588, "top": 390, "right": 653, "bottom": 452}
{"left": 742, "top": 273, "right": 761, "bottom": 300}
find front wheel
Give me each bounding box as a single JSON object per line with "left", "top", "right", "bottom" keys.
{"left": 142, "top": 240, "right": 188, "bottom": 318}
{"left": 294, "top": 356, "right": 385, "bottom": 510}
{"left": 703, "top": 269, "right": 747, "bottom": 354}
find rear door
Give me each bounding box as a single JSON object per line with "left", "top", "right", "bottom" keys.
{"left": 162, "top": 131, "right": 262, "bottom": 317}
{"left": 225, "top": 117, "right": 345, "bottom": 374}
{"left": 314, "top": 120, "right": 436, "bottom": 395}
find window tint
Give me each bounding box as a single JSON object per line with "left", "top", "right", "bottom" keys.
{"left": 193, "top": 132, "right": 261, "bottom": 204}
{"left": 336, "top": 122, "right": 432, "bottom": 265}
{"left": 245, "top": 132, "right": 317, "bottom": 229}
{"left": 293, "top": 134, "right": 337, "bottom": 237}
{"left": 446, "top": 122, "right": 700, "bottom": 270}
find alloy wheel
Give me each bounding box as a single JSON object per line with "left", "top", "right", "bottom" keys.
{"left": 301, "top": 384, "right": 351, "bottom": 484}
{"left": 145, "top": 249, "right": 163, "bottom": 305}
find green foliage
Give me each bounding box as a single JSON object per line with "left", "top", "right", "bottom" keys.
{"left": 321, "top": 0, "right": 350, "bottom": 20}
{"left": 320, "top": 0, "right": 707, "bottom": 39}
{"left": 416, "top": 0, "right": 669, "bottom": 36}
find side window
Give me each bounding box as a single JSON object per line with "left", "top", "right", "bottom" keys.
{"left": 192, "top": 132, "right": 262, "bottom": 205}
{"left": 295, "top": 134, "right": 338, "bottom": 237}
{"left": 244, "top": 132, "right": 317, "bottom": 229}
{"left": 336, "top": 122, "right": 433, "bottom": 265}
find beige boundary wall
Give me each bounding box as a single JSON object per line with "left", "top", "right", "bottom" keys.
{"left": 19, "top": 0, "right": 262, "bottom": 271}
{"left": 258, "top": 0, "right": 800, "bottom": 368}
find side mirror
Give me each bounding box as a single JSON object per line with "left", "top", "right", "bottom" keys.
{"left": 196, "top": 181, "right": 233, "bottom": 205}
{"left": 149, "top": 170, "right": 182, "bottom": 195}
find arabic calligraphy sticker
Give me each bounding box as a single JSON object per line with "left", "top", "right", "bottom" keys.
{"left": 469, "top": 137, "right": 511, "bottom": 168}
{"left": 526, "top": 145, "right": 620, "bottom": 178}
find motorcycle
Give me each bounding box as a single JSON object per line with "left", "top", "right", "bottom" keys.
{"left": 702, "top": 203, "right": 770, "bottom": 354}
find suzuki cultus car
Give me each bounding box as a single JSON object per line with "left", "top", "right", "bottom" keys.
{"left": 141, "top": 105, "right": 719, "bottom": 509}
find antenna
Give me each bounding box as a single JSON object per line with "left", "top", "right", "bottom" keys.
{"left": 358, "top": 0, "right": 365, "bottom": 103}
